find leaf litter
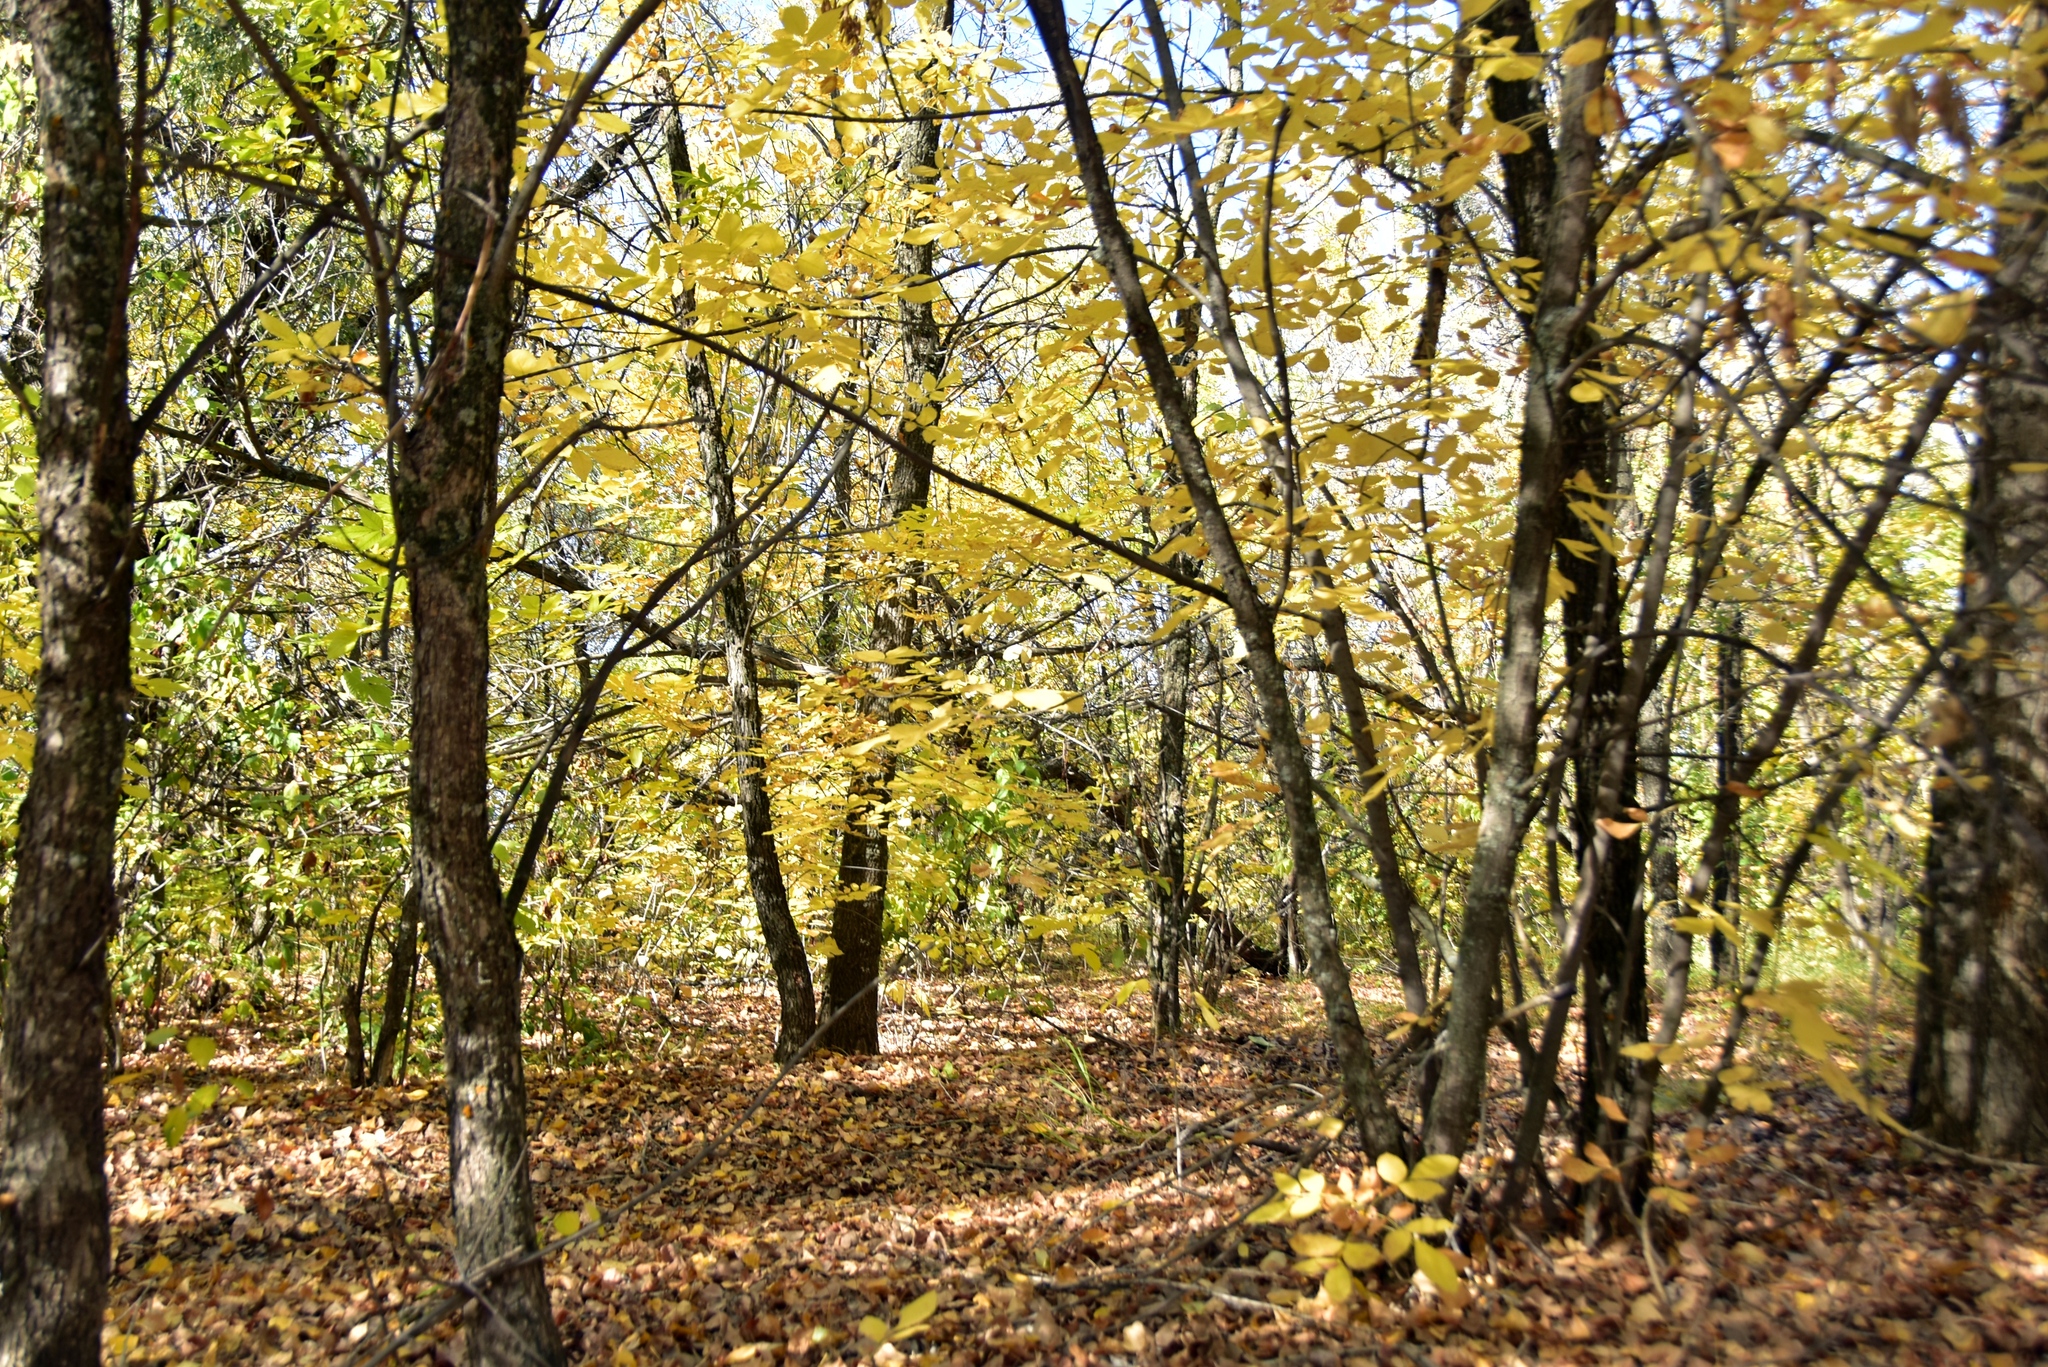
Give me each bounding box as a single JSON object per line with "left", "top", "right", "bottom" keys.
{"left": 103, "top": 978, "right": 2048, "bottom": 1365}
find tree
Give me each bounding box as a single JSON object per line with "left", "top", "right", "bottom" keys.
{"left": 393, "top": 0, "right": 564, "bottom": 1354}
{"left": 1911, "top": 126, "right": 2048, "bottom": 1162}
{"left": 0, "top": 0, "right": 133, "bottom": 1355}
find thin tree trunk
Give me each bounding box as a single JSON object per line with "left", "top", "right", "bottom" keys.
{"left": 1150, "top": 600, "right": 1191, "bottom": 1037}
{"left": 370, "top": 886, "right": 420, "bottom": 1086}
{"left": 822, "top": 96, "right": 944, "bottom": 1055}
{"left": 1034, "top": 0, "right": 1405, "bottom": 1158}
{"left": 343, "top": 897, "right": 381, "bottom": 1088}
{"left": 1313, "top": 577, "right": 1429, "bottom": 1018}
{"left": 393, "top": 0, "right": 562, "bottom": 1355}
{"left": 1709, "top": 611, "right": 1742, "bottom": 982}
{"left": 668, "top": 122, "right": 818, "bottom": 1064}
{"left": 0, "top": 0, "right": 132, "bottom": 1352}
{"left": 1424, "top": 0, "right": 1618, "bottom": 1161}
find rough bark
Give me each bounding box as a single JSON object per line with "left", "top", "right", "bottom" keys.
{"left": 821, "top": 101, "right": 943, "bottom": 1055}
{"left": 369, "top": 886, "right": 421, "bottom": 1086}
{"left": 1424, "top": 0, "right": 1617, "bottom": 1161}
{"left": 0, "top": 0, "right": 132, "bottom": 1354}
{"left": 392, "top": 0, "right": 562, "bottom": 1356}
{"left": 1150, "top": 604, "right": 1191, "bottom": 1037}
{"left": 1034, "top": 0, "right": 1405, "bottom": 1158}
{"left": 1315, "top": 592, "right": 1429, "bottom": 1018}
{"left": 667, "top": 123, "right": 818, "bottom": 1063}
{"left": 1909, "top": 187, "right": 2048, "bottom": 1161}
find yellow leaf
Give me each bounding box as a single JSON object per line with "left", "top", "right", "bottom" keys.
{"left": 1477, "top": 54, "right": 1543, "bottom": 80}
{"left": 1865, "top": 12, "right": 1955, "bottom": 61}
{"left": 1596, "top": 1094, "right": 1629, "bottom": 1123}
{"left": 1561, "top": 37, "right": 1606, "bottom": 66}
{"left": 1382, "top": 1227, "right": 1413, "bottom": 1261}
{"left": 1409, "top": 1153, "right": 1460, "bottom": 1181}
{"left": 1375, "top": 1153, "right": 1408, "bottom": 1185}
{"left": 1322, "top": 1262, "right": 1355, "bottom": 1305}
{"left": 587, "top": 109, "right": 632, "bottom": 136}
{"left": 144, "top": 1254, "right": 173, "bottom": 1277}
{"left": 1246, "top": 1198, "right": 1291, "bottom": 1224}
{"left": 553, "top": 1211, "right": 581, "bottom": 1237}
{"left": 1570, "top": 381, "right": 1606, "bottom": 403}
{"left": 1909, "top": 293, "right": 1976, "bottom": 347}
{"left": 1291, "top": 1232, "right": 1343, "bottom": 1258}
{"left": 1649, "top": 1185, "right": 1697, "bottom": 1213}
{"left": 1340, "top": 1240, "right": 1382, "bottom": 1270}
{"left": 896, "top": 1289, "right": 939, "bottom": 1333}
{"left": 1413, "top": 1239, "right": 1460, "bottom": 1294}
{"left": 858, "top": 1315, "right": 888, "bottom": 1343}
{"left": 1396, "top": 1179, "right": 1445, "bottom": 1202}
{"left": 1559, "top": 1153, "right": 1601, "bottom": 1183}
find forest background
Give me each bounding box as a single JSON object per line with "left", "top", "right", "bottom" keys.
{"left": 0, "top": 0, "right": 2043, "bottom": 1361}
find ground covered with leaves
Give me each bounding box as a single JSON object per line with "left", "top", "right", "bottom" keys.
{"left": 106, "top": 978, "right": 2048, "bottom": 1366}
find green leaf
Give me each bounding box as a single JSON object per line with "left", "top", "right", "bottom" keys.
{"left": 184, "top": 1036, "right": 217, "bottom": 1069}
{"left": 162, "top": 1105, "right": 189, "bottom": 1147}
{"left": 145, "top": 1027, "right": 175, "bottom": 1049}
{"left": 340, "top": 665, "right": 394, "bottom": 709}
{"left": 189, "top": 1083, "right": 221, "bottom": 1112}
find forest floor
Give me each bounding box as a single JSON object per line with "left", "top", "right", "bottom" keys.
{"left": 104, "top": 973, "right": 2048, "bottom": 1366}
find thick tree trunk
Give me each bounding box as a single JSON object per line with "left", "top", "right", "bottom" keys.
{"left": 0, "top": 0, "right": 132, "bottom": 1354}
{"left": 369, "top": 887, "right": 420, "bottom": 1086}
{"left": 1554, "top": 425, "right": 1647, "bottom": 1162}
{"left": 393, "top": 0, "right": 561, "bottom": 1358}
{"left": 822, "top": 105, "right": 943, "bottom": 1054}
{"left": 1910, "top": 196, "right": 2048, "bottom": 1161}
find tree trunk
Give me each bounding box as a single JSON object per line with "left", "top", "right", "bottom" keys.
{"left": 1909, "top": 188, "right": 2048, "bottom": 1161}
{"left": 1033, "top": 0, "right": 1405, "bottom": 1158}
{"left": 392, "top": 0, "right": 562, "bottom": 1356}
{"left": 821, "top": 103, "right": 943, "bottom": 1055}
{"left": 666, "top": 122, "right": 818, "bottom": 1064}
{"left": 1424, "top": 0, "right": 1617, "bottom": 1161}
{"left": 0, "top": 0, "right": 131, "bottom": 1354}
{"left": 1150, "top": 601, "right": 1191, "bottom": 1037}
{"left": 370, "top": 886, "right": 420, "bottom": 1086}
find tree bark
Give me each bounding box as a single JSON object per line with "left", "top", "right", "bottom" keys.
{"left": 1424, "top": 0, "right": 1617, "bottom": 1161}
{"left": 370, "top": 886, "right": 421, "bottom": 1086}
{"left": 0, "top": 0, "right": 132, "bottom": 1354}
{"left": 1909, "top": 189, "right": 2048, "bottom": 1161}
{"left": 821, "top": 101, "right": 943, "bottom": 1055}
{"left": 392, "top": 0, "right": 562, "bottom": 1356}
{"left": 1150, "top": 601, "right": 1191, "bottom": 1037}
{"left": 1034, "top": 0, "right": 1405, "bottom": 1159}
{"left": 666, "top": 122, "right": 818, "bottom": 1063}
